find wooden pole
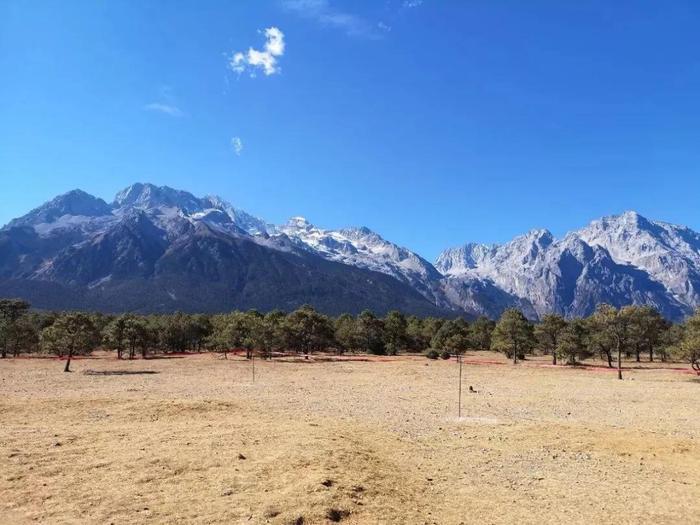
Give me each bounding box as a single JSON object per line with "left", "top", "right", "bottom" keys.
{"left": 252, "top": 352, "right": 255, "bottom": 383}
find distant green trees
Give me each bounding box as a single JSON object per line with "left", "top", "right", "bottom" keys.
{"left": 103, "top": 314, "right": 151, "bottom": 359}
{"left": 470, "top": 316, "right": 496, "bottom": 351}
{"left": 4, "top": 295, "right": 700, "bottom": 374}
{"left": 0, "top": 299, "right": 33, "bottom": 358}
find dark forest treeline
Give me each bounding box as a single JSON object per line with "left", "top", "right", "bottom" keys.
{"left": 0, "top": 299, "right": 699, "bottom": 375}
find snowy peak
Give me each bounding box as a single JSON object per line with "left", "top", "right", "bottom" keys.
{"left": 3, "top": 183, "right": 273, "bottom": 242}
{"left": 8, "top": 185, "right": 700, "bottom": 321}
{"left": 200, "top": 195, "right": 271, "bottom": 236}
{"left": 284, "top": 216, "right": 314, "bottom": 231}
{"left": 275, "top": 218, "right": 444, "bottom": 303}
{"left": 435, "top": 243, "right": 493, "bottom": 275}
{"left": 520, "top": 228, "right": 554, "bottom": 246}
{"left": 436, "top": 228, "right": 553, "bottom": 277}
{"left": 111, "top": 184, "right": 271, "bottom": 236}
{"left": 113, "top": 183, "right": 203, "bottom": 213}
{"left": 436, "top": 210, "right": 700, "bottom": 320}
{"left": 5, "top": 189, "right": 112, "bottom": 230}
{"left": 575, "top": 211, "right": 700, "bottom": 305}
{"left": 591, "top": 210, "right": 649, "bottom": 230}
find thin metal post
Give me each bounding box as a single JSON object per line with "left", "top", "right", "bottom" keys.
{"left": 458, "top": 353, "right": 463, "bottom": 418}
{"left": 252, "top": 353, "right": 255, "bottom": 383}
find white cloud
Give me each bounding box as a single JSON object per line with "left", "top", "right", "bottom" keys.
{"left": 143, "top": 103, "right": 184, "bottom": 117}
{"left": 403, "top": 0, "right": 423, "bottom": 7}
{"left": 231, "top": 137, "right": 243, "bottom": 156}
{"left": 230, "top": 27, "right": 285, "bottom": 77}
{"left": 282, "top": 0, "right": 379, "bottom": 38}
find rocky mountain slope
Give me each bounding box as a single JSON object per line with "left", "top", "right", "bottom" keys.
{"left": 3, "top": 184, "right": 700, "bottom": 320}
{"left": 436, "top": 212, "right": 698, "bottom": 320}
{"left": 0, "top": 184, "right": 448, "bottom": 316}
{"left": 272, "top": 216, "right": 447, "bottom": 307}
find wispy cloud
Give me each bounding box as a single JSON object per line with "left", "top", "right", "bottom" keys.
{"left": 230, "top": 27, "right": 285, "bottom": 77}
{"left": 143, "top": 103, "right": 184, "bottom": 117}
{"left": 231, "top": 137, "right": 243, "bottom": 156}
{"left": 144, "top": 86, "right": 184, "bottom": 117}
{"left": 403, "top": 0, "right": 423, "bottom": 7}
{"left": 282, "top": 0, "right": 381, "bottom": 39}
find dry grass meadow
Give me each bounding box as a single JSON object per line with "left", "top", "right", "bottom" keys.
{"left": 1, "top": 352, "right": 699, "bottom": 524}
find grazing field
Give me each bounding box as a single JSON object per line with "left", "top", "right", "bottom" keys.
{"left": 1, "top": 353, "right": 699, "bottom": 524}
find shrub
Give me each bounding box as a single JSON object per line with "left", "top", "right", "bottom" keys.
{"left": 441, "top": 350, "right": 451, "bottom": 360}
{"left": 425, "top": 349, "right": 440, "bottom": 360}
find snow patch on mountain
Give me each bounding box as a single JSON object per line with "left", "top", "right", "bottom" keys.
{"left": 7, "top": 184, "right": 700, "bottom": 321}
{"left": 274, "top": 216, "right": 448, "bottom": 306}
{"left": 436, "top": 212, "right": 699, "bottom": 320}
{"left": 576, "top": 211, "right": 700, "bottom": 306}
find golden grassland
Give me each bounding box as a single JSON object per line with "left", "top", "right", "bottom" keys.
{"left": 1, "top": 352, "right": 699, "bottom": 524}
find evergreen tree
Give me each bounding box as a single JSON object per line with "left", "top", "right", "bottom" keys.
{"left": 586, "top": 304, "right": 618, "bottom": 368}
{"left": 0, "top": 299, "right": 31, "bottom": 358}
{"left": 556, "top": 318, "right": 590, "bottom": 365}
{"left": 534, "top": 314, "right": 567, "bottom": 365}
{"left": 334, "top": 313, "right": 358, "bottom": 354}
{"left": 679, "top": 310, "right": 700, "bottom": 372}
{"left": 421, "top": 317, "right": 445, "bottom": 348}
{"left": 491, "top": 309, "right": 534, "bottom": 364}
{"left": 102, "top": 315, "right": 128, "bottom": 359}
{"left": 283, "top": 305, "right": 334, "bottom": 356}
{"left": 383, "top": 310, "right": 408, "bottom": 355}
{"left": 356, "top": 310, "right": 386, "bottom": 355}
{"left": 431, "top": 318, "right": 471, "bottom": 356}
{"left": 405, "top": 316, "right": 427, "bottom": 351}
{"left": 470, "top": 316, "right": 495, "bottom": 351}
{"left": 627, "top": 306, "right": 667, "bottom": 362}
{"left": 41, "top": 313, "right": 98, "bottom": 372}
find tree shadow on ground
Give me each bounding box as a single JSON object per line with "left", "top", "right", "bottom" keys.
{"left": 83, "top": 370, "right": 159, "bottom": 376}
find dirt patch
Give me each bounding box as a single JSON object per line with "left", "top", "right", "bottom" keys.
{"left": 1, "top": 352, "right": 698, "bottom": 524}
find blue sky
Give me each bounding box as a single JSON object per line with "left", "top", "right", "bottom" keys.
{"left": 2, "top": 1, "right": 700, "bottom": 261}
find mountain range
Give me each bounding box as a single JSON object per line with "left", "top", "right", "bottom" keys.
{"left": 1, "top": 183, "right": 699, "bottom": 320}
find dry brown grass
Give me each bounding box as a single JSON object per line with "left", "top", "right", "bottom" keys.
{"left": 1, "top": 352, "right": 699, "bottom": 524}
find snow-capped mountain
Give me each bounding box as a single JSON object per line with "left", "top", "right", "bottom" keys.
{"left": 436, "top": 212, "right": 700, "bottom": 320}
{"left": 111, "top": 183, "right": 272, "bottom": 237}
{"left": 3, "top": 183, "right": 700, "bottom": 320}
{"left": 273, "top": 216, "right": 447, "bottom": 306}
{"left": 0, "top": 184, "right": 447, "bottom": 316}
{"left": 577, "top": 211, "right": 700, "bottom": 308}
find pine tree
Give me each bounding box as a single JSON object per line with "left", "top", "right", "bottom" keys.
{"left": 491, "top": 309, "right": 534, "bottom": 364}
{"left": 534, "top": 314, "right": 567, "bottom": 365}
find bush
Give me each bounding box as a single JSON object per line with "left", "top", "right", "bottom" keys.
{"left": 441, "top": 350, "right": 451, "bottom": 360}
{"left": 425, "top": 349, "right": 440, "bottom": 360}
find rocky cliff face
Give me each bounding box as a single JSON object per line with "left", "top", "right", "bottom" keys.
{"left": 3, "top": 183, "right": 700, "bottom": 320}
{"left": 0, "top": 184, "right": 448, "bottom": 316}
{"left": 436, "top": 212, "right": 697, "bottom": 320}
